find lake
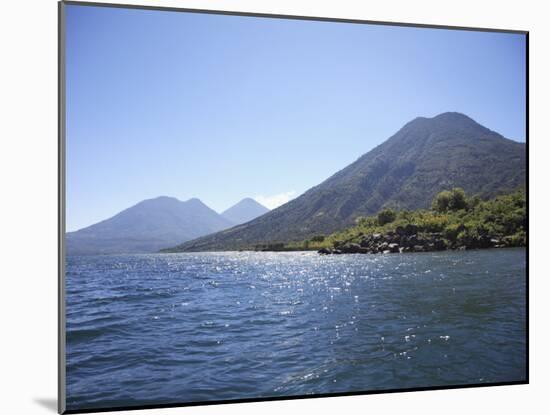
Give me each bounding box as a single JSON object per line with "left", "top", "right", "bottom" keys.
{"left": 65, "top": 248, "right": 527, "bottom": 411}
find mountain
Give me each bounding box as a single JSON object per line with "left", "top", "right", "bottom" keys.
{"left": 169, "top": 112, "right": 526, "bottom": 252}
{"left": 221, "top": 198, "right": 270, "bottom": 224}
{"left": 66, "top": 196, "right": 234, "bottom": 255}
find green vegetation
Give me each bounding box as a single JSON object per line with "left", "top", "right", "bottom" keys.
{"left": 377, "top": 208, "right": 397, "bottom": 225}
{"left": 284, "top": 189, "right": 526, "bottom": 253}
{"left": 432, "top": 187, "right": 468, "bottom": 212}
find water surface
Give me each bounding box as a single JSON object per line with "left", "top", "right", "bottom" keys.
{"left": 66, "top": 249, "right": 526, "bottom": 410}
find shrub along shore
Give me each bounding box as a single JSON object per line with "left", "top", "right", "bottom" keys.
{"left": 255, "top": 189, "right": 526, "bottom": 255}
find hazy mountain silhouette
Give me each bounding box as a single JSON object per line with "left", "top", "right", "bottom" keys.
{"left": 170, "top": 112, "right": 526, "bottom": 252}
{"left": 67, "top": 196, "right": 234, "bottom": 255}
{"left": 221, "top": 198, "right": 270, "bottom": 225}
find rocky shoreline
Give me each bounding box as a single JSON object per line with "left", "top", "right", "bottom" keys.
{"left": 317, "top": 224, "right": 520, "bottom": 255}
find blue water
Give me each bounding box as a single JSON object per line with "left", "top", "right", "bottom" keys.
{"left": 66, "top": 249, "right": 526, "bottom": 411}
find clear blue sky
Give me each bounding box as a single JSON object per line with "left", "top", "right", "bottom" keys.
{"left": 65, "top": 4, "right": 526, "bottom": 232}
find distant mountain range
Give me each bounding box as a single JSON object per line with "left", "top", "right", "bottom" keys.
{"left": 170, "top": 112, "right": 526, "bottom": 252}
{"left": 221, "top": 197, "right": 270, "bottom": 224}
{"left": 66, "top": 197, "right": 269, "bottom": 255}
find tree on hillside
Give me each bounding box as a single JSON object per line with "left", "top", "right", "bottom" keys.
{"left": 432, "top": 188, "right": 467, "bottom": 212}
{"left": 377, "top": 208, "right": 397, "bottom": 225}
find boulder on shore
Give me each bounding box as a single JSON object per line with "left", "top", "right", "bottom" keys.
{"left": 404, "top": 224, "right": 419, "bottom": 235}
{"left": 388, "top": 243, "right": 400, "bottom": 253}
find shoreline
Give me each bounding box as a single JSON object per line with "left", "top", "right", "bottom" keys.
{"left": 313, "top": 228, "right": 525, "bottom": 255}
{"left": 253, "top": 244, "right": 525, "bottom": 255}
{"left": 67, "top": 245, "right": 526, "bottom": 257}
